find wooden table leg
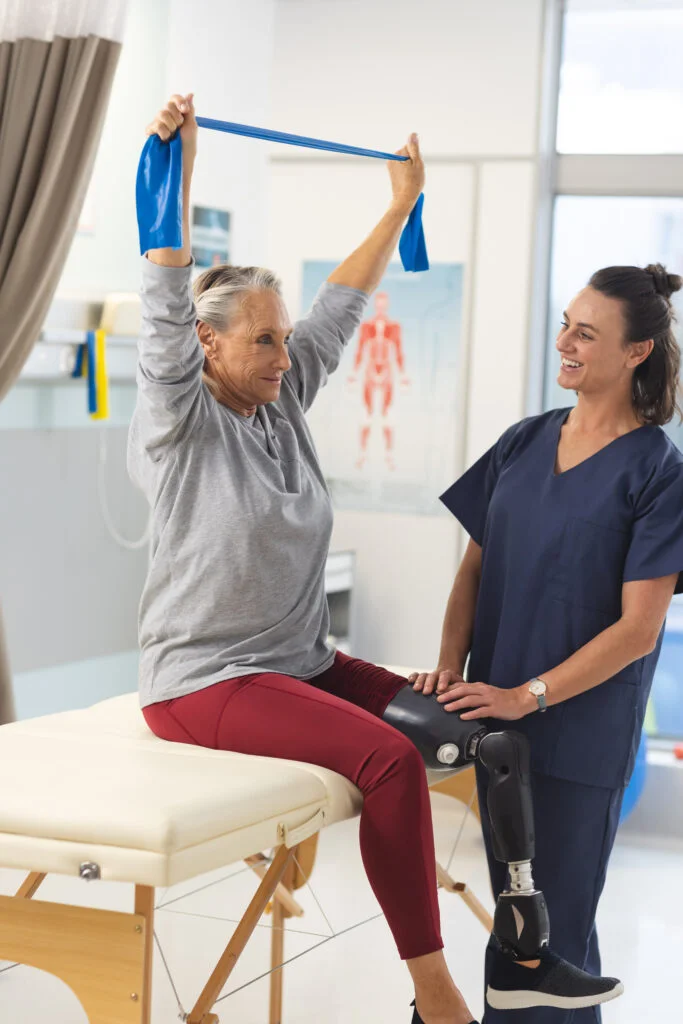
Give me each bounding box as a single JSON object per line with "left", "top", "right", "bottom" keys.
{"left": 134, "top": 886, "right": 155, "bottom": 1024}
{"left": 268, "top": 851, "right": 298, "bottom": 1024}
{"left": 186, "top": 846, "right": 293, "bottom": 1024}
{"left": 0, "top": 894, "right": 147, "bottom": 1024}
{"left": 436, "top": 861, "right": 493, "bottom": 932}
{"left": 15, "top": 872, "right": 46, "bottom": 899}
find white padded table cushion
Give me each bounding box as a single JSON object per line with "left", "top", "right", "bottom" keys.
{"left": 0, "top": 666, "right": 456, "bottom": 887}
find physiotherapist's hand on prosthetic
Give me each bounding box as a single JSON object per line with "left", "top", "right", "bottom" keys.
{"left": 440, "top": 575, "right": 679, "bottom": 721}
{"left": 409, "top": 667, "right": 465, "bottom": 696}
{"left": 436, "top": 681, "right": 536, "bottom": 721}
{"left": 414, "top": 539, "right": 483, "bottom": 697}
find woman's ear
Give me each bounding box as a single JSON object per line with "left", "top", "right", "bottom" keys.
{"left": 197, "top": 320, "right": 217, "bottom": 360}
{"left": 627, "top": 338, "right": 655, "bottom": 369}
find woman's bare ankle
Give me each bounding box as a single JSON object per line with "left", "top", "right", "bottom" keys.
{"left": 407, "top": 950, "right": 474, "bottom": 1023}
{"left": 414, "top": 993, "right": 472, "bottom": 1024}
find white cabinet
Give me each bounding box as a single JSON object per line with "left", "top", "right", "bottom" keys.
{"left": 325, "top": 550, "right": 355, "bottom": 655}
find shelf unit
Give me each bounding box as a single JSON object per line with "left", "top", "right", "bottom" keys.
{"left": 325, "top": 550, "right": 355, "bottom": 655}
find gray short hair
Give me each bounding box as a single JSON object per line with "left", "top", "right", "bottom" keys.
{"left": 193, "top": 265, "right": 283, "bottom": 332}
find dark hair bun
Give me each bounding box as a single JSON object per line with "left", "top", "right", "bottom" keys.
{"left": 645, "top": 263, "right": 683, "bottom": 300}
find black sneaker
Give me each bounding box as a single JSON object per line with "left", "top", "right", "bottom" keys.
{"left": 486, "top": 947, "right": 624, "bottom": 1011}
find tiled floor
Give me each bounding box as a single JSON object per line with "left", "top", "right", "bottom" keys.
{"left": 1, "top": 792, "right": 681, "bottom": 1022}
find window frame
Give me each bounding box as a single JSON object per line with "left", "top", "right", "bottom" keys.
{"left": 528, "top": 0, "right": 683, "bottom": 415}
{"left": 529, "top": 0, "right": 683, "bottom": 746}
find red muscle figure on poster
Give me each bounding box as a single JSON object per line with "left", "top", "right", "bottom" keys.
{"left": 347, "top": 292, "right": 410, "bottom": 469}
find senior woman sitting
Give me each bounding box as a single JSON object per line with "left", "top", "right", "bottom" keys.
{"left": 129, "top": 93, "right": 620, "bottom": 1024}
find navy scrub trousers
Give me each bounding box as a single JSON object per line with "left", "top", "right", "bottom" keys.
{"left": 440, "top": 408, "right": 683, "bottom": 1023}
{"left": 477, "top": 769, "right": 624, "bottom": 1023}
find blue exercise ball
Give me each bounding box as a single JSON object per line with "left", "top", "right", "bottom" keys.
{"left": 620, "top": 733, "right": 647, "bottom": 823}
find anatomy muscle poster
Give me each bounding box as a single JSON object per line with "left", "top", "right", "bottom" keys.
{"left": 301, "top": 261, "right": 464, "bottom": 515}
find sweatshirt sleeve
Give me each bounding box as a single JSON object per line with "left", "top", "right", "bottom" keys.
{"left": 134, "top": 257, "right": 207, "bottom": 451}
{"left": 287, "top": 282, "right": 369, "bottom": 412}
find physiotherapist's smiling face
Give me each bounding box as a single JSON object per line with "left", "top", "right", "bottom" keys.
{"left": 555, "top": 286, "right": 651, "bottom": 398}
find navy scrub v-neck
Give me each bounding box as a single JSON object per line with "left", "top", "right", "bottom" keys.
{"left": 440, "top": 408, "right": 683, "bottom": 789}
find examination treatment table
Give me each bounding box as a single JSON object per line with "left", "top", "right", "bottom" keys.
{"left": 0, "top": 669, "right": 488, "bottom": 1023}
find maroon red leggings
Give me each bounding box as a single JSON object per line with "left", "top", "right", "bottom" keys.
{"left": 143, "top": 650, "right": 443, "bottom": 960}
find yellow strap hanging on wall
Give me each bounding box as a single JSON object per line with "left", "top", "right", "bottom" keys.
{"left": 90, "top": 329, "right": 110, "bottom": 421}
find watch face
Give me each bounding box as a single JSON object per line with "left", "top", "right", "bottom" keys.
{"left": 529, "top": 681, "right": 546, "bottom": 696}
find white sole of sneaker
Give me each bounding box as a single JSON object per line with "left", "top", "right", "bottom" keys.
{"left": 486, "top": 981, "right": 624, "bottom": 1010}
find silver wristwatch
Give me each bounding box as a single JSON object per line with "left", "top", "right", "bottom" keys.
{"left": 528, "top": 678, "right": 548, "bottom": 713}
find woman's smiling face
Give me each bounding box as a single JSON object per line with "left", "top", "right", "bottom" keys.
{"left": 556, "top": 286, "right": 652, "bottom": 399}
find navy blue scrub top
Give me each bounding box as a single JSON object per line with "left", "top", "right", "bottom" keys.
{"left": 440, "top": 409, "right": 683, "bottom": 790}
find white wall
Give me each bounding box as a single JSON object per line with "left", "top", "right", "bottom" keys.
{"left": 165, "top": 0, "right": 276, "bottom": 267}
{"left": 4, "top": 0, "right": 278, "bottom": 716}
{"left": 57, "top": 0, "right": 276, "bottom": 299}
{"left": 271, "top": 0, "right": 543, "bottom": 158}
{"left": 269, "top": 160, "right": 476, "bottom": 665}
{"left": 5, "top": 0, "right": 548, "bottom": 708}
{"left": 467, "top": 162, "right": 537, "bottom": 461}
{"left": 3, "top": 0, "right": 173, "bottom": 710}
{"left": 268, "top": 0, "right": 546, "bottom": 668}
{"left": 58, "top": 0, "right": 171, "bottom": 298}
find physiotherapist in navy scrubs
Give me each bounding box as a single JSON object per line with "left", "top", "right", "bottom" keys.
{"left": 412, "top": 262, "right": 683, "bottom": 1022}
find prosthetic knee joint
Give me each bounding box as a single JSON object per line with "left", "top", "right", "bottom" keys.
{"left": 383, "top": 685, "right": 549, "bottom": 959}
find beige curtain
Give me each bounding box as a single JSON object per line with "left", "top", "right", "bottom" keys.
{"left": 0, "top": 14, "right": 123, "bottom": 724}
{"left": 0, "top": 604, "right": 15, "bottom": 726}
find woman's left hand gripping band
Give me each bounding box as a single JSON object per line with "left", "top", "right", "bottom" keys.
{"left": 388, "top": 133, "right": 425, "bottom": 213}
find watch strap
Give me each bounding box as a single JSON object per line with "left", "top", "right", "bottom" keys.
{"left": 530, "top": 677, "right": 548, "bottom": 713}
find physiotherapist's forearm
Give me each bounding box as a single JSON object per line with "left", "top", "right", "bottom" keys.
{"left": 438, "top": 564, "right": 481, "bottom": 674}
{"left": 538, "top": 618, "right": 655, "bottom": 708}
{"left": 327, "top": 198, "right": 415, "bottom": 294}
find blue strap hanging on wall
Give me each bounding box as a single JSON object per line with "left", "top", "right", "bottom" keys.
{"left": 86, "top": 330, "right": 97, "bottom": 415}
{"left": 136, "top": 118, "right": 429, "bottom": 272}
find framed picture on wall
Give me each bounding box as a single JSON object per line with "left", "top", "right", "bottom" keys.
{"left": 302, "top": 260, "right": 465, "bottom": 516}
{"left": 191, "top": 206, "right": 231, "bottom": 269}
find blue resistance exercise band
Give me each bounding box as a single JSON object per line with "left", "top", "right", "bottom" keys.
{"left": 136, "top": 117, "right": 429, "bottom": 272}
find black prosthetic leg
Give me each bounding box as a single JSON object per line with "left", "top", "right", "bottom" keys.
{"left": 382, "top": 683, "right": 487, "bottom": 770}
{"left": 383, "top": 685, "right": 549, "bottom": 959}
{"left": 478, "top": 731, "right": 549, "bottom": 959}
